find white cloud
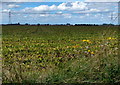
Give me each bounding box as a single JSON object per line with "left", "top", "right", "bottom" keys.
{"left": 39, "top": 14, "right": 48, "bottom": 17}
{"left": 85, "top": 0, "right": 120, "bottom": 2}
{"left": 63, "top": 13, "right": 72, "bottom": 18}
{"left": 21, "top": 1, "right": 115, "bottom": 14}
{"left": 3, "top": 0, "right": 120, "bottom": 2}
{"left": 57, "top": 3, "right": 67, "bottom": 10}
{"left": 23, "top": 1, "right": 87, "bottom": 12}
{"left": 33, "top": 5, "right": 49, "bottom": 11}
{"left": 89, "top": 8, "right": 100, "bottom": 12}
{"left": 56, "top": 11, "right": 62, "bottom": 14}
{"left": 1, "top": 0, "right": 87, "bottom": 2}
{"left": 71, "top": 1, "right": 87, "bottom": 10}
{"left": 2, "top": 9, "right": 10, "bottom": 12}
{"left": 1, "top": 0, "right": 44, "bottom": 2}
{"left": 94, "top": 14, "right": 101, "bottom": 17}
{"left": 73, "top": 8, "right": 108, "bottom": 14}
{"left": 1, "top": 1, "right": 118, "bottom": 24}
{"left": 58, "top": 1, "right": 87, "bottom": 11}
{"left": 49, "top": 5, "right": 57, "bottom": 10}
{"left": 8, "top": 4, "right": 20, "bottom": 8}
{"left": 32, "top": 5, "right": 57, "bottom": 12}
{"left": 85, "top": 13, "right": 90, "bottom": 16}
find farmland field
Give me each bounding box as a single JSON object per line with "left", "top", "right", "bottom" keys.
{"left": 2, "top": 25, "right": 120, "bottom": 83}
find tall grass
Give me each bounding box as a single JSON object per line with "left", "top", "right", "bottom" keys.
{"left": 2, "top": 25, "right": 119, "bottom": 83}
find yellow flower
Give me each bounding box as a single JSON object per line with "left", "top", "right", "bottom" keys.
{"left": 82, "top": 40, "right": 87, "bottom": 42}
{"left": 87, "top": 50, "right": 94, "bottom": 54}
{"left": 88, "top": 50, "right": 91, "bottom": 52}
{"left": 86, "top": 40, "right": 90, "bottom": 42}
{"left": 91, "top": 52, "right": 94, "bottom": 54}
{"left": 82, "top": 40, "right": 91, "bottom": 43}
{"left": 107, "top": 37, "right": 116, "bottom": 40}
{"left": 108, "top": 37, "right": 112, "bottom": 40}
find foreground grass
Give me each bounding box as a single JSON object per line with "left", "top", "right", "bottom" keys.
{"left": 2, "top": 25, "right": 120, "bottom": 83}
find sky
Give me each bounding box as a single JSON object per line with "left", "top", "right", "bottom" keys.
{"left": 1, "top": 0, "right": 120, "bottom": 2}
{"left": 0, "top": 0, "right": 119, "bottom": 25}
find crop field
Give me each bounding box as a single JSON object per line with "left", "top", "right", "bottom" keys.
{"left": 2, "top": 25, "right": 120, "bottom": 83}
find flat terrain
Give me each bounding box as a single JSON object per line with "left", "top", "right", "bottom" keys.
{"left": 2, "top": 25, "right": 120, "bottom": 83}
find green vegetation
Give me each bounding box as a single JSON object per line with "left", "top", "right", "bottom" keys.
{"left": 2, "top": 25, "right": 120, "bottom": 83}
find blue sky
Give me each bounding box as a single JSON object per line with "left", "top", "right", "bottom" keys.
{"left": 1, "top": 1, "right": 119, "bottom": 24}
{"left": 1, "top": 0, "right": 119, "bottom": 2}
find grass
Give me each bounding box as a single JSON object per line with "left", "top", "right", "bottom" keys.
{"left": 2, "top": 25, "right": 120, "bottom": 83}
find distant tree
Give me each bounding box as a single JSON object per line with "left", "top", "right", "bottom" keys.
{"left": 17, "top": 22, "right": 20, "bottom": 25}
{"left": 37, "top": 23, "right": 40, "bottom": 26}
{"left": 25, "top": 23, "right": 29, "bottom": 25}
{"left": 103, "top": 23, "right": 108, "bottom": 25}
{"left": 66, "top": 23, "right": 70, "bottom": 26}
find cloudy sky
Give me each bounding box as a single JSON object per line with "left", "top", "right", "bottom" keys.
{"left": 1, "top": 0, "right": 120, "bottom": 2}
{"left": 1, "top": 0, "right": 119, "bottom": 24}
